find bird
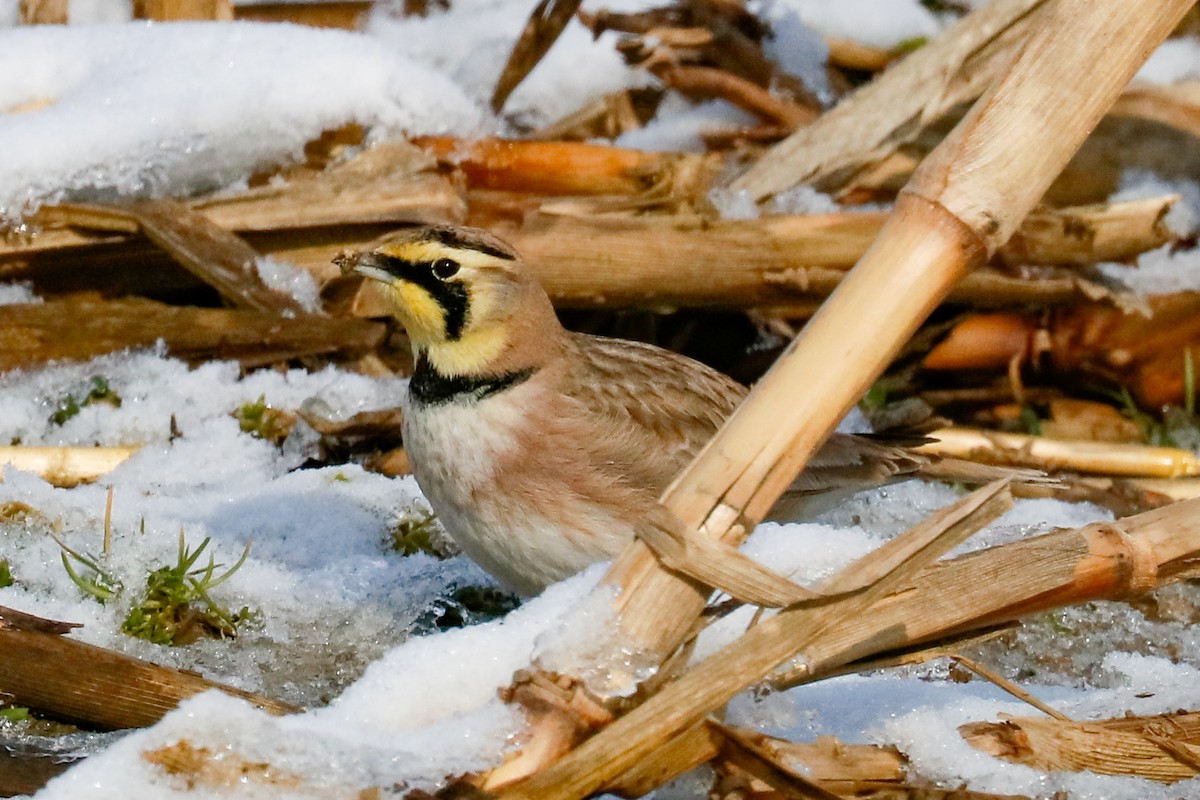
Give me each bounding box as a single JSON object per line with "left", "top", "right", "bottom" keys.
{"left": 337, "top": 224, "right": 930, "bottom": 596}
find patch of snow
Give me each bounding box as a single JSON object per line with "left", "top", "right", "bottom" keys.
{"left": 1097, "top": 245, "right": 1200, "bottom": 297}
{"left": 1137, "top": 36, "right": 1200, "bottom": 85}
{"left": 0, "top": 350, "right": 492, "bottom": 712}
{"left": 0, "top": 22, "right": 484, "bottom": 218}
{"left": 768, "top": 184, "right": 842, "bottom": 215}
{"left": 368, "top": 0, "right": 654, "bottom": 130}
{"left": 1094, "top": 171, "right": 1200, "bottom": 295}
{"left": 34, "top": 570, "right": 603, "bottom": 798}
{"left": 255, "top": 256, "right": 323, "bottom": 314}
{"left": 708, "top": 187, "right": 762, "bottom": 220}
{"left": 756, "top": 3, "right": 832, "bottom": 104}
{"left": 68, "top": 0, "right": 131, "bottom": 23}
{"left": 616, "top": 97, "right": 758, "bottom": 153}
{"left": 770, "top": 0, "right": 941, "bottom": 50}
{"left": 0, "top": 281, "right": 42, "bottom": 305}
{"left": 1110, "top": 170, "right": 1200, "bottom": 238}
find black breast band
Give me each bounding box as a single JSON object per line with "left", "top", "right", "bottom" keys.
{"left": 409, "top": 354, "right": 535, "bottom": 406}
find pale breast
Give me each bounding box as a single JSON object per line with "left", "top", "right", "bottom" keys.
{"left": 402, "top": 379, "right": 641, "bottom": 595}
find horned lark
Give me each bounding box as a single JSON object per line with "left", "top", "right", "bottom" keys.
{"left": 337, "top": 225, "right": 923, "bottom": 596}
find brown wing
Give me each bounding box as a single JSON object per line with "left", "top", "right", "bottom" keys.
{"left": 566, "top": 332, "right": 747, "bottom": 494}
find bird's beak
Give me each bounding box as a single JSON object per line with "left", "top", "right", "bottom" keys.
{"left": 334, "top": 250, "right": 394, "bottom": 284}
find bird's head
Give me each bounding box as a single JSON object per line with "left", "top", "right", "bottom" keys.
{"left": 337, "top": 225, "right": 556, "bottom": 377}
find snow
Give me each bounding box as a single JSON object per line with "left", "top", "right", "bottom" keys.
{"left": 0, "top": 22, "right": 485, "bottom": 218}
{"left": 367, "top": 0, "right": 654, "bottom": 130}
{"left": 254, "top": 256, "right": 322, "bottom": 313}
{"left": 617, "top": 97, "right": 758, "bottom": 153}
{"left": 880, "top": 653, "right": 1200, "bottom": 799}
{"left": 1137, "top": 36, "right": 1200, "bottom": 85}
{"left": 769, "top": 0, "right": 941, "bottom": 50}
{"left": 0, "top": 281, "right": 41, "bottom": 305}
{"left": 4, "top": 6, "right": 1200, "bottom": 799}
{"left": 1085, "top": 171, "right": 1200, "bottom": 297}
{"left": 2, "top": 348, "right": 1197, "bottom": 798}
{"left": 756, "top": 3, "right": 832, "bottom": 104}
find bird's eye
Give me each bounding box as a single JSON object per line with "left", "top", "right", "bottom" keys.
{"left": 432, "top": 258, "right": 460, "bottom": 280}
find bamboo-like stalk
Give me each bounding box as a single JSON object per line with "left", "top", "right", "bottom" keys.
{"left": 491, "top": 0, "right": 1192, "bottom": 793}
{"left": 917, "top": 427, "right": 1200, "bottom": 478}
{"left": 0, "top": 446, "right": 139, "bottom": 487}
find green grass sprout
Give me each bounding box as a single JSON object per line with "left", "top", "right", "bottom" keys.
{"left": 50, "top": 532, "right": 123, "bottom": 603}
{"left": 49, "top": 376, "right": 122, "bottom": 426}
{"left": 121, "top": 530, "right": 254, "bottom": 646}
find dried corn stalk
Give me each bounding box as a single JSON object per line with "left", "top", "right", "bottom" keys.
{"left": 487, "top": 0, "right": 1195, "bottom": 795}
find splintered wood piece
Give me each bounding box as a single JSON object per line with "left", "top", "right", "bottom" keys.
{"left": 0, "top": 625, "right": 297, "bottom": 730}
{"left": 715, "top": 728, "right": 905, "bottom": 791}
{"left": 712, "top": 722, "right": 847, "bottom": 800}
{"left": 917, "top": 427, "right": 1200, "bottom": 478}
{"left": 999, "top": 195, "right": 1176, "bottom": 267}
{"left": 731, "top": 0, "right": 1049, "bottom": 199}
{"left": 0, "top": 446, "right": 139, "bottom": 487}
{"left": 490, "top": 0, "right": 583, "bottom": 112}
{"left": 0, "top": 297, "right": 384, "bottom": 372}
{"left": 190, "top": 140, "right": 463, "bottom": 231}
{"left": 1046, "top": 293, "right": 1200, "bottom": 409}
{"left": 21, "top": 139, "right": 460, "bottom": 258}
{"left": 69, "top": 200, "right": 308, "bottom": 313}
{"left": 14, "top": 192, "right": 1167, "bottom": 312}
{"left": 961, "top": 711, "right": 1200, "bottom": 783}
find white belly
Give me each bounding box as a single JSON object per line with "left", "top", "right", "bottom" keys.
{"left": 403, "top": 390, "right": 627, "bottom": 595}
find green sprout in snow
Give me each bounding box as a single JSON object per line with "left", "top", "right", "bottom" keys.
{"left": 388, "top": 509, "right": 444, "bottom": 557}
{"left": 51, "top": 533, "right": 123, "bottom": 604}
{"left": 121, "top": 531, "right": 255, "bottom": 646}
{"left": 234, "top": 395, "right": 294, "bottom": 444}
{"left": 48, "top": 376, "right": 122, "bottom": 426}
